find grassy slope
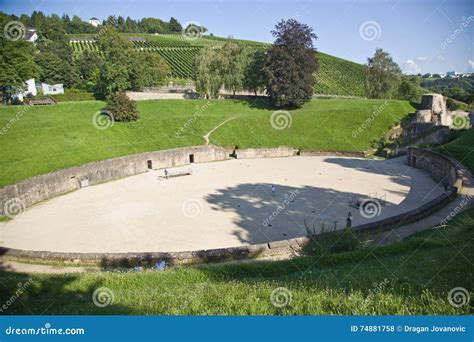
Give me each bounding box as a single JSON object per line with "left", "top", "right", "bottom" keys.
{"left": 0, "top": 99, "right": 414, "bottom": 187}
{"left": 1, "top": 208, "right": 472, "bottom": 315}
{"left": 315, "top": 52, "right": 365, "bottom": 97}
{"left": 436, "top": 129, "right": 474, "bottom": 173}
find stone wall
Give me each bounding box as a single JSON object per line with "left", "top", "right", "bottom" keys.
{"left": 406, "top": 147, "right": 462, "bottom": 190}
{"left": 0, "top": 145, "right": 228, "bottom": 216}
{"left": 0, "top": 147, "right": 465, "bottom": 265}
{"left": 234, "top": 146, "right": 298, "bottom": 159}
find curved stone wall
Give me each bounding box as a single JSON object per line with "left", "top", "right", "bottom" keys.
{"left": 406, "top": 147, "right": 463, "bottom": 190}
{"left": 0, "top": 145, "right": 229, "bottom": 216}
{"left": 0, "top": 147, "right": 464, "bottom": 266}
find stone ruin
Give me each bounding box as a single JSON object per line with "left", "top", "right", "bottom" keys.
{"left": 414, "top": 93, "right": 451, "bottom": 126}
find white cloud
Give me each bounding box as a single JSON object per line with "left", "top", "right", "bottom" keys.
{"left": 469, "top": 59, "right": 474, "bottom": 70}
{"left": 402, "top": 59, "right": 421, "bottom": 74}
{"left": 416, "top": 56, "right": 428, "bottom": 62}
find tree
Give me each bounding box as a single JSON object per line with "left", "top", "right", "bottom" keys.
{"left": 194, "top": 47, "right": 224, "bottom": 99}
{"left": 169, "top": 17, "right": 182, "bottom": 32}
{"left": 94, "top": 26, "right": 169, "bottom": 97}
{"left": 244, "top": 49, "right": 267, "bottom": 96}
{"left": 364, "top": 48, "right": 401, "bottom": 99}
{"left": 129, "top": 52, "right": 170, "bottom": 90}
{"left": 264, "top": 19, "right": 319, "bottom": 108}
{"left": 397, "top": 76, "right": 420, "bottom": 102}
{"left": 220, "top": 42, "right": 248, "bottom": 96}
{"left": 106, "top": 92, "right": 139, "bottom": 122}
{"left": 36, "top": 51, "right": 79, "bottom": 87}
{"left": 0, "top": 39, "right": 39, "bottom": 100}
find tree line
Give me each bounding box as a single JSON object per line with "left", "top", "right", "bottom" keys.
{"left": 0, "top": 12, "right": 170, "bottom": 102}
{"left": 0, "top": 9, "right": 442, "bottom": 110}
{"left": 5, "top": 11, "right": 189, "bottom": 35}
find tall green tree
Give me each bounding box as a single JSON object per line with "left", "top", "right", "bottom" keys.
{"left": 220, "top": 42, "right": 248, "bottom": 96}
{"left": 264, "top": 19, "right": 319, "bottom": 108}
{"left": 364, "top": 48, "right": 401, "bottom": 99}
{"left": 244, "top": 49, "right": 267, "bottom": 96}
{"left": 194, "top": 47, "right": 224, "bottom": 99}
{"left": 129, "top": 52, "right": 170, "bottom": 90}
{"left": 94, "top": 27, "right": 169, "bottom": 97}
{"left": 168, "top": 17, "right": 182, "bottom": 32}
{"left": 0, "top": 39, "right": 39, "bottom": 94}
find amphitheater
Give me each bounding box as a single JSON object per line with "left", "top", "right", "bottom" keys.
{"left": 0, "top": 144, "right": 461, "bottom": 263}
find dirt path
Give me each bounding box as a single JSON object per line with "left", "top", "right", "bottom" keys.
{"left": 203, "top": 117, "right": 235, "bottom": 144}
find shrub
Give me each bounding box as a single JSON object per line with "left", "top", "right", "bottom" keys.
{"left": 106, "top": 92, "right": 139, "bottom": 122}
{"left": 52, "top": 89, "right": 95, "bottom": 102}
{"left": 304, "top": 223, "right": 360, "bottom": 255}
{"left": 446, "top": 98, "right": 458, "bottom": 111}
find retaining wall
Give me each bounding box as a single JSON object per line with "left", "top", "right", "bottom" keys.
{"left": 0, "top": 145, "right": 228, "bottom": 216}
{"left": 0, "top": 147, "right": 465, "bottom": 266}
{"left": 406, "top": 147, "right": 463, "bottom": 190}
{"left": 234, "top": 146, "right": 298, "bottom": 159}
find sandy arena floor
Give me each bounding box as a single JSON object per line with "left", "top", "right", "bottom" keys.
{"left": 0, "top": 156, "right": 445, "bottom": 253}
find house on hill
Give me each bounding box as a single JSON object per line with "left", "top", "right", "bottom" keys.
{"left": 24, "top": 28, "right": 38, "bottom": 43}
{"left": 89, "top": 17, "right": 101, "bottom": 27}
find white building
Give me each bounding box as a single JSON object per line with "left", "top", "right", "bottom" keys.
{"left": 24, "top": 28, "right": 38, "bottom": 43}
{"left": 89, "top": 17, "right": 101, "bottom": 27}
{"left": 24, "top": 79, "right": 37, "bottom": 96}
{"left": 41, "top": 83, "right": 64, "bottom": 95}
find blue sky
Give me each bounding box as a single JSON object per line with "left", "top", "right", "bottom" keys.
{"left": 1, "top": 0, "right": 473, "bottom": 74}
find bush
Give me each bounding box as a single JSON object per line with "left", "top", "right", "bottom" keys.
{"left": 106, "top": 92, "right": 139, "bottom": 122}
{"left": 446, "top": 98, "right": 458, "bottom": 111}
{"left": 52, "top": 89, "right": 95, "bottom": 102}
{"left": 304, "top": 223, "right": 360, "bottom": 255}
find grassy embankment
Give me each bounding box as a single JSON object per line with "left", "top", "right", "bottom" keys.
{"left": 0, "top": 98, "right": 414, "bottom": 187}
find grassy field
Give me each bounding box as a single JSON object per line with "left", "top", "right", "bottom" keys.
{"left": 0, "top": 208, "right": 472, "bottom": 315}
{"left": 436, "top": 129, "right": 474, "bottom": 173}
{"left": 0, "top": 98, "right": 414, "bottom": 187}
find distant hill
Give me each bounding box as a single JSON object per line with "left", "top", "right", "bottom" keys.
{"left": 69, "top": 33, "right": 365, "bottom": 97}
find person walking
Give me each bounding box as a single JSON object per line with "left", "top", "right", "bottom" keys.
{"left": 346, "top": 212, "right": 353, "bottom": 228}
{"left": 164, "top": 169, "right": 169, "bottom": 179}
{"left": 271, "top": 185, "right": 276, "bottom": 197}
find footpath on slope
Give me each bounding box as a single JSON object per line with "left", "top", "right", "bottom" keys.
{"left": 203, "top": 117, "right": 236, "bottom": 145}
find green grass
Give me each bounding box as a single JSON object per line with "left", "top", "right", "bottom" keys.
{"left": 1, "top": 208, "right": 472, "bottom": 315}
{"left": 0, "top": 98, "right": 414, "bottom": 187}
{"left": 315, "top": 52, "right": 365, "bottom": 97}
{"left": 436, "top": 128, "right": 474, "bottom": 173}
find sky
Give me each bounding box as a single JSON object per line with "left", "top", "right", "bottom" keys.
{"left": 1, "top": 0, "right": 473, "bottom": 74}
